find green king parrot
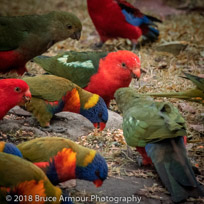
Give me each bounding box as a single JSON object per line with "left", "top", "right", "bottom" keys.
{"left": 115, "top": 87, "right": 204, "bottom": 203}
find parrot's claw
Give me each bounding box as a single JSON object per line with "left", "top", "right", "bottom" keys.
{"left": 24, "top": 72, "right": 36, "bottom": 77}
{"left": 52, "top": 115, "right": 68, "bottom": 121}
{"left": 39, "top": 126, "right": 67, "bottom": 133}
{"left": 93, "top": 41, "right": 104, "bottom": 49}
{"left": 137, "top": 157, "right": 143, "bottom": 167}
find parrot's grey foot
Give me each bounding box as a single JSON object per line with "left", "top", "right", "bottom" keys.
{"left": 24, "top": 72, "right": 36, "bottom": 77}
{"left": 92, "top": 41, "right": 104, "bottom": 49}
{"left": 53, "top": 127, "right": 67, "bottom": 133}
{"left": 39, "top": 126, "right": 67, "bottom": 133}
{"left": 137, "top": 157, "right": 143, "bottom": 167}
{"left": 52, "top": 115, "right": 68, "bottom": 121}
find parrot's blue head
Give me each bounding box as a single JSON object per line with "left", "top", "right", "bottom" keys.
{"left": 75, "top": 153, "right": 108, "bottom": 187}
{"left": 2, "top": 142, "right": 23, "bottom": 158}
{"left": 80, "top": 96, "right": 108, "bottom": 131}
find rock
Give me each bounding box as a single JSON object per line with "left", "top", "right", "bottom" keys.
{"left": 60, "top": 179, "right": 76, "bottom": 188}
{"left": 2, "top": 108, "right": 123, "bottom": 140}
{"left": 106, "top": 110, "right": 123, "bottom": 129}
{"left": 76, "top": 176, "right": 171, "bottom": 204}
{"left": 9, "top": 106, "right": 32, "bottom": 116}
{"left": 156, "top": 41, "right": 188, "bottom": 55}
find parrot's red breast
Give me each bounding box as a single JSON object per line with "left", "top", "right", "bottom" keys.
{"left": 0, "top": 50, "right": 26, "bottom": 75}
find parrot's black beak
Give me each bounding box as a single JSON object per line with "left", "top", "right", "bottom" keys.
{"left": 71, "top": 31, "right": 81, "bottom": 40}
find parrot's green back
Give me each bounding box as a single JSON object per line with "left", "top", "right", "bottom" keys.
{"left": 0, "top": 11, "right": 82, "bottom": 56}
{"left": 23, "top": 75, "right": 78, "bottom": 101}
{"left": 17, "top": 137, "right": 95, "bottom": 167}
{"left": 33, "top": 51, "right": 108, "bottom": 87}
{"left": 0, "top": 15, "right": 47, "bottom": 51}
{"left": 115, "top": 88, "right": 186, "bottom": 147}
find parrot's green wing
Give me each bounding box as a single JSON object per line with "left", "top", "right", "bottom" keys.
{"left": 17, "top": 137, "right": 93, "bottom": 167}
{"left": 0, "top": 153, "right": 46, "bottom": 186}
{"left": 115, "top": 88, "right": 186, "bottom": 147}
{"left": 33, "top": 51, "right": 108, "bottom": 87}
{"left": 0, "top": 17, "right": 31, "bottom": 51}
{"left": 123, "top": 102, "right": 186, "bottom": 147}
{"left": 23, "top": 75, "right": 76, "bottom": 101}
{"left": 182, "top": 72, "right": 204, "bottom": 91}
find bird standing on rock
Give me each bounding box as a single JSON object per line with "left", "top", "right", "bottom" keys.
{"left": 87, "top": 0, "right": 161, "bottom": 48}
{"left": 115, "top": 87, "right": 204, "bottom": 203}
{"left": 17, "top": 137, "right": 108, "bottom": 188}
{"left": 22, "top": 75, "right": 108, "bottom": 132}
{"left": 33, "top": 50, "right": 141, "bottom": 106}
{"left": 0, "top": 11, "right": 82, "bottom": 75}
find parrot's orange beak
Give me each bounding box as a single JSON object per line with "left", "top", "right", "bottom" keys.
{"left": 93, "top": 179, "right": 103, "bottom": 187}
{"left": 93, "top": 122, "right": 106, "bottom": 131}
{"left": 18, "top": 89, "right": 31, "bottom": 106}
{"left": 24, "top": 89, "right": 32, "bottom": 102}
{"left": 132, "top": 68, "right": 141, "bottom": 80}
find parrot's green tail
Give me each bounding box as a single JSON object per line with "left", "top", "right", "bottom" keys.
{"left": 145, "top": 137, "right": 204, "bottom": 202}
{"left": 147, "top": 91, "right": 192, "bottom": 99}
{"left": 145, "top": 89, "right": 204, "bottom": 104}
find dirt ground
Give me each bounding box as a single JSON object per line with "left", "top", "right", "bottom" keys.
{"left": 0, "top": 0, "right": 204, "bottom": 203}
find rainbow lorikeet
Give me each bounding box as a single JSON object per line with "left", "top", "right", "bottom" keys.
{"left": 17, "top": 137, "right": 108, "bottom": 188}
{"left": 115, "top": 88, "right": 204, "bottom": 203}
{"left": 0, "top": 11, "right": 82, "bottom": 75}
{"left": 0, "top": 141, "right": 22, "bottom": 158}
{"left": 87, "top": 0, "right": 161, "bottom": 48}
{"left": 0, "top": 152, "right": 72, "bottom": 204}
{"left": 33, "top": 50, "right": 141, "bottom": 106}
{"left": 22, "top": 75, "right": 108, "bottom": 132}
{"left": 145, "top": 72, "right": 204, "bottom": 104}
{"left": 0, "top": 79, "right": 31, "bottom": 120}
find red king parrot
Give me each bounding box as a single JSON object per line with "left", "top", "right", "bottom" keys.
{"left": 33, "top": 50, "right": 141, "bottom": 106}
{"left": 0, "top": 79, "right": 31, "bottom": 120}
{"left": 22, "top": 75, "right": 108, "bottom": 132}
{"left": 17, "top": 137, "right": 108, "bottom": 188}
{"left": 87, "top": 0, "right": 162, "bottom": 48}
{"left": 0, "top": 11, "right": 82, "bottom": 75}
{"left": 0, "top": 152, "right": 72, "bottom": 204}
{"left": 115, "top": 87, "right": 204, "bottom": 203}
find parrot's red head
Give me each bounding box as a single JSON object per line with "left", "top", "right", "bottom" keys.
{"left": 86, "top": 50, "right": 141, "bottom": 106}
{"left": 0, "top": 79, "right": 31, "bottom": 119}
{"left": 101, "top": 50, "right": 141, "bottom": 80}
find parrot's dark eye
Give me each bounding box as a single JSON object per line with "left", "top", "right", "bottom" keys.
{"left": 98, "top": 113, "right": 102, "bottom": 118}
{"left": 67, "top": 25, "right": 72, "bottom": 29}
{"left": 15, "top": 87, "right": 21, "bottom": 92}
{"left": 121, "top": 62, "right": 126, "bottom": 68}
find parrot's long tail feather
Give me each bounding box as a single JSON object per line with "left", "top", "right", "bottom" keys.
{"left": 145, "top": 137, "right": 204, "bottom": 203}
